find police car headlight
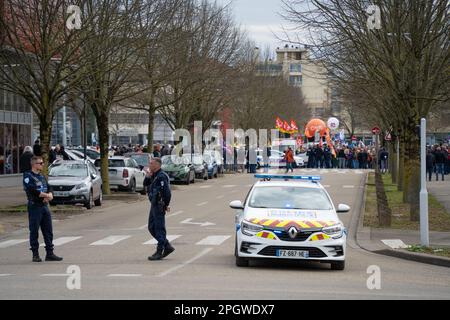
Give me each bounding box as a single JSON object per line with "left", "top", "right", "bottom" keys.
{"left": 322, "top": 223, "right": 344, "bottom": 239}
{"left": 75, "top": 183, "right": 88, "bottom": 190}
{"left": 241, "top": 220, "right": 263, "bottom": 236}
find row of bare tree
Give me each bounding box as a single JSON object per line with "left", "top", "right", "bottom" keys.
{"left": 282, "top": 0, "right": 449, "bottom": 221}
{"left": 0, "top": 0, "right": 308, "bottom": 193}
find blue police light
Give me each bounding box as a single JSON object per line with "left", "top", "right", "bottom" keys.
{"left": 254, "top": 174, "right": 321, "bottom": 181}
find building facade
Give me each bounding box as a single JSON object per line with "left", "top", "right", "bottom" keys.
{"left": 257, "top": 45, "right": 331, "bottom": 119}
{"left": 0, "top": 88, "right": 33, "bottom": 175}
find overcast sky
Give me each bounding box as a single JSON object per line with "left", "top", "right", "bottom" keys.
{"left": 215, "top": 0, "right": 297, "bottom": 52}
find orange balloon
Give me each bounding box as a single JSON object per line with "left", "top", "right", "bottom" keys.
{"left": 304, "top": 119, "right": 327, "bottom": 138}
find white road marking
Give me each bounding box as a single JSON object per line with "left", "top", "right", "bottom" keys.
{"left": 0, "top": 239, "right": 28, "bottom": 248}
{"left": 40, "top": 236, "right": 82, "bottom": 247}
{"left": 181, "top": 218, "right": 215, "bottom": 227}
{"left": 41, "top": 274, "right": 68, "bottom": 277}
{"left": 323, "top": 185, "right": 331, "bottom": 188}
{"left": 138, "top": 224, "right": 148, "bottom": 230}
{"left": 343, "top": 185, "right": 355, "bottom": 188}
{"left": 107, "top": 274, "right": 142, "bottom": 277}
{"left": 381, "top": 239, "right": 409, "bottom": 249}
{"left": 199, "top": 185, "right": 212, "bottom": 189}
{"left": 157, "top": 248, "right": 213, "bottom": 278}
{"left": 143, "top": 235, "right": 181, "bottom": 245}
{"left": 166, "top": 210, "right": 184, "bottom": 218}
{"left": 197, "top": 202, "right": 208, "bottom": 206}
{"left": 196, "top": 235, "right": 231, "bottom": 246}
{"left": 216, "top": 195, "right": 225, "bottom": 199}
{"left": 89, "top": 235, "right": 131, "bottom": 246}
{"left": 0, "top": 274, "right": 14, "bottom": 277}
{"left": 223, "top": 185, "right": 236, "bottom": 188}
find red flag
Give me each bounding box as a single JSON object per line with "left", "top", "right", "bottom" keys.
{"left": 276, "top": 117, "right": 283, "bottom": 130}
{"left": 290, "top": 120, "right": 298, "bottom": 132}
{"left": 283, "top": 121, "right": 291, "bottom": 133}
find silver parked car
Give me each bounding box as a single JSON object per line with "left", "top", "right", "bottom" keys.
{"left": 48, "top": 160, "right": 102, "bottom": 209}
{"left": 94, "top": 156, "right": 146, "bottom": 193}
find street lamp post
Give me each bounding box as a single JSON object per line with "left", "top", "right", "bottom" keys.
{"left": 419, "top": 118, "right": 429, "bottom": 247}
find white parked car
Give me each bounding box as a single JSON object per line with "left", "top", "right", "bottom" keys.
{"left": 94, "top": 156, "right": 146, "bottom": 193}
{"left": 230, "top": 174, "right": 350, "bottom": 270}
{"left": 257, "top": 149, "right": 305, "bottom": 168}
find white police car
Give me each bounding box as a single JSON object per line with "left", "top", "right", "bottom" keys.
{"left": 230, "top": 174, "right": 350, "bottom": 270}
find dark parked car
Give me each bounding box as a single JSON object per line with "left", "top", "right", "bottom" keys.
{"left": 183, "top": 154, "right": 208, "bottom": 180}
{"left": 161, "top": 155, "right": 195, "bottom": 184}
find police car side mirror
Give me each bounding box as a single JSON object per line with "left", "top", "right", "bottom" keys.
{"left": 229, "top": 200, "right": 244, "bottom": 210}
{"left": 91, "top": 173, "right": 97, "bottom": 180}
{"left": 337, "top": 204, "right": 350, "bottom": 213}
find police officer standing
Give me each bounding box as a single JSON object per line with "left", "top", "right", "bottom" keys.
{"left": 144, "top": 158, "right": 174, "bottom": 260}
{"left": 23, "top": 156, "right": 63, "bottom": 262}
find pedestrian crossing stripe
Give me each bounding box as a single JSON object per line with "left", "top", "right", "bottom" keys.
{"left": 40, "top": 236, "right": 82, "bottom": 247}
{"left": 89, "top": 235, "right": 131, "bottom": 246}
{"left": 196, "top": 235, "right": 231, "bottom": 246}
{"left": 0, "top": 239, "right": 27, "bottom": 248}
{"left": 143, "top": 235, "right": 181, "bottom": 245}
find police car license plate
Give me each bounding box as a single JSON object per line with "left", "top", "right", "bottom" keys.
{"left": 53, "top": 191, "right": 69, "bottom": 197}
{"left": 277, "top": 249, "right": 309, "bottom": 258}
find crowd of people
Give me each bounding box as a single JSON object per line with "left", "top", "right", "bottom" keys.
{"left": 426, "top": 145, "right": 449, "bottom": 181}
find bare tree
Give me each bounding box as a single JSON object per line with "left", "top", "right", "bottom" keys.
{"left": 282, "top": 0, "right": 450, "bottom": 220}
{"left": 0, "top": 0, "right": 94, "bottom": 173}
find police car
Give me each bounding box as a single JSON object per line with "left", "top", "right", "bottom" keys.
{"left": 230, "top": 174, "right": 350, "bottom": 270}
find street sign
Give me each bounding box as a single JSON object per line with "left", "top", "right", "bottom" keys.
{"left": 372, "top": 127, "right": 381, "bottom": 135}
{"left": 385, "top": 131, "right": 392, "bottom": 141}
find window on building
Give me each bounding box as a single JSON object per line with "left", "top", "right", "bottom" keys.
{"left": 289, "top": 75, "right": 302, "bottom": 86}
{"left": 290, "top": 64, "right": 302, "bottom": 73}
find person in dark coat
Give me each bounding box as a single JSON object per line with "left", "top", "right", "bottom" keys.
{"left": 20, "top": 146, "right": 34, "bottom": 173}
{"left": 426, "top": 149, "right": 435, "bottom": 182}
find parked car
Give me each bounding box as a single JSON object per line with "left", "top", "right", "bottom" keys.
{"left": 94, "top": 156, "right": 145, "bottom": 193}
{"left": 204, "top": 150, "right": 224, "bottom": 174}
{"left": 183, "top": 153, "right": 208, "bottom": 180}
{"left": 68, "top": 149, "right": 95, "bottom": 164}
{"left": 73, "top": 147, "right": 101, "bottom": 160}
{"left": 202, "top": 153, "right": 218, "bottom": 179}
{"left": 48, "top": 160, "right": 102, "bottom": 209}
{"left": 124, "top": 152, "right": 153, "bottom": 193}
{"left": 161, "top": 155, "right": 195, "bottom": 184}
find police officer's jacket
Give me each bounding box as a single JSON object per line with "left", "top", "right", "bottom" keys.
{"left": 143, "top": 169, "right": 171, "bottom": 210}
{"left": 23, "top": 170, "right": 48, "bottom": 206}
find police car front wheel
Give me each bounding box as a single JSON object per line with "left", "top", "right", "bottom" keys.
{"left": 330, "top": 260, "right": 345, "bottom": 270}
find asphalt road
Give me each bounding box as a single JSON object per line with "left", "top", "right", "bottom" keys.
{"left": 1, "top": 169, "right": 449, "bottom": 300}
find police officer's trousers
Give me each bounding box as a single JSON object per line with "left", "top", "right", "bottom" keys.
{"left": 28, "top": 204, "right": 54, "bottom": 252}
{"left": 148, "top": 204, "right": 168, "bottom": 252}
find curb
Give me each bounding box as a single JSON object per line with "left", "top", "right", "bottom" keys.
{"left": 354, "top": 172, "right": 450, "bottom": 268}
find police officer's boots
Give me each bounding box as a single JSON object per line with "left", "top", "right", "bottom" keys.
{"left": 162, "top": 244, "right": 175, "bottom": 258}
{"left": 45, "top": 250, "right": 63, "bottom": 261}
{"left": 148, "top": 249, "right": 163, "bottom": 261}
{"left": 32, "top": 250, "right": 42, "bottom": 262}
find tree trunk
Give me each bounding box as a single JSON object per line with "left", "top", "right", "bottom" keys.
{"left": 147, "top": 110, "right": 155, "bottom": 153}
{"left": 389, "top": 141, "right": 397, "bottom": 184}
{"left": 404, "top": 130, "right": 421, "bottom": 221}
{"left": 397, "top": 139, "right": 405, "bottom": 192}
{"left": 39, "top": 117, "right": 53, "bottom": 178}
{"left": 96, "top": 111, "right": 111, "bottom": 195}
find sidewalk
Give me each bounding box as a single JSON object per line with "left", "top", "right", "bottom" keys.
{"left": 355, "top": 174, "right": 450, "bottom": 268}
{"left": 0, "top": 186, "right": 27, "bottom": 208}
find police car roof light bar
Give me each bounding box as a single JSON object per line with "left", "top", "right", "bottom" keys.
{"left": 254, "top": 174, "right": 321, "bottom": 181}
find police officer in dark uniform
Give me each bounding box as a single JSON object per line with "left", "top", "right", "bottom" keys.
{"left": 23, "top": 156, "right": 63, "bottom": 262}
{"left": 144, "top": 158, "right": 174, "bottom": 260}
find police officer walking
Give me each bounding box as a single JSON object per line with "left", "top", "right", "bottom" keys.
{"left": 144, "top": 158, "right": 174, "bottom": 261}
{"left": 23, "top": 156, "right": 63, "bottom": 262}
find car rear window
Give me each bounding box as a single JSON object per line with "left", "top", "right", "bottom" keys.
{"left": 94, "top": 159, "right": 125, "bottom": 168}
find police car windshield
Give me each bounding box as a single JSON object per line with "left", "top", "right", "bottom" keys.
{"left": 49, "top": 163, "right": 88, "bottom": 178}
{"left": 248, "top": 186, "right": 333, "bottom": 210}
